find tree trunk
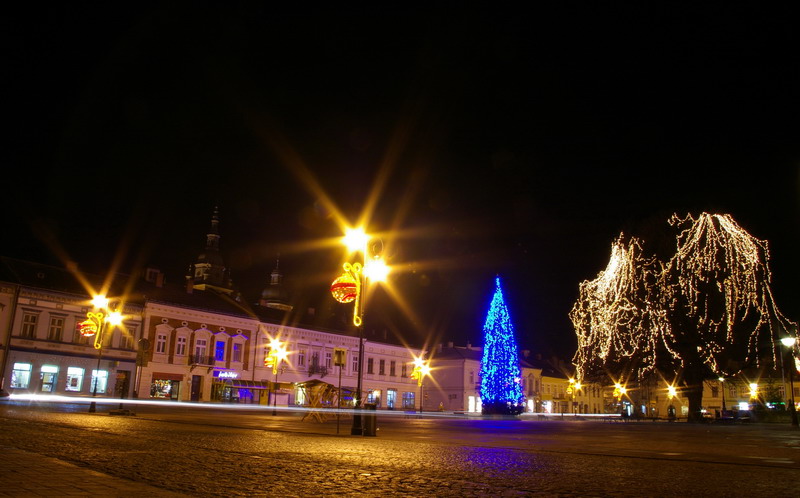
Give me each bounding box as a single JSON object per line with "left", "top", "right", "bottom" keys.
{"left": 682, "top": 362, "right": 706, "bottom": 423}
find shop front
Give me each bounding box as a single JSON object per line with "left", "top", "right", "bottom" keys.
{"left": 150, "top": 372, "right": 183, "bottom": 400}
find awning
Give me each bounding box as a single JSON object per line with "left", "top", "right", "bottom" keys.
{"left": 152, "top": 372, "right": 184, "bottom": 381}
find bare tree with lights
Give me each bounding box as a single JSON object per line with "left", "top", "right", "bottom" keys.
{"left": 571, "top": 213, "right": 797, "bottom": 422}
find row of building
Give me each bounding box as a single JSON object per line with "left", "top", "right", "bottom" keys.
{"left": 2, "top": 210, "right": 796, "bottom": 418}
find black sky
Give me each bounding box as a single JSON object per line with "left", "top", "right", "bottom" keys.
{"left": 6, "top": 4, "right": 799, "bottom": 358}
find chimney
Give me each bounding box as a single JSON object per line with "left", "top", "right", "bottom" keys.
{"left": 156, "top": 272, "right": 165, "bottom": 288}
{"left": 438, "top": 343, "right": 443, "bottom": 352}
{"left": 466, "top": 342, "right": 471, "bottom": 350}
{"left": 185, "top": 276, "right": 194, "bottom": 294}
{"left": 522, "top": 349, "right": 530, "bottom": 358}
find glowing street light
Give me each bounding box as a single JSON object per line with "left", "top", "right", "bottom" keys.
{"left": 80, "top": 295, "right": 124, "bottom": 413}
{"left": 331, "top": 226, "right": 388, "bottom": 435}
{"left": 666, "top": 384, "right": 677, "bottom": 401}
{"left": 411, "top": 356, "right": 431, "bottom": 413}
{"left": 265, "top": 338, "right": 289, "bottom": 416}
{"left": 567, "top": 378, "right": 582, "bottom": 415}
{"left": 780, "top": 336, "right": 798, "bottom": 428}
{"left": 718, "top": 376, "right": 727, "bottom": 414}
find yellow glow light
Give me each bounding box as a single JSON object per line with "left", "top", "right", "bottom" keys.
{"left": 364, "top": 258, "right": 389, "bottom": 282}
{"left": 344, "top": 227, "right": 369, "bottom": 253}
{"left": 667, "top": 385, "right": 677, "bottom": 399}
{"left": 749, "top": 383, "right": 758, "bottom": 399}
{"left": 91, "top": 295, "right": 110, "bottom": 310}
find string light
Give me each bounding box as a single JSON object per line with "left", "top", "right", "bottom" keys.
{"left": 479, "top": 276, "right": 524, "bottom": 414}
{"left": 571, "top": 212, "right": 797, "bottom": 383}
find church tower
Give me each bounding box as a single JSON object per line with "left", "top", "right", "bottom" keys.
{"left": 188, "top": 206, "right": 234, "bottom": 295}
{"left": 258, "top": 256, "right": 292, "bottom": 311}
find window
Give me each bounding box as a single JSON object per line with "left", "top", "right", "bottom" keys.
{"left": 215, "top": 340, "right": 226, "bottom": 361}
{"left": 120, "top": 328, "right": 134, "bottom": 350}
{"left": 352, "top": 353, "right": 359, "bottom": 373}
{"left": 21, "top": 312, "right": 38, "bottom": 338}
{"left": 469, "top": 371, "right": 474, "bottom": 385}
{"left": 40, "top": 365, "right": 58, "bottom": 392}
{"left": 325, "top": 351, "right": 332, "bottom": 369}
{"left": 401, "top": 363, "right": 408, "bottom": 378}
{"left": 711, "top": 386, "right": 719, "bottom": 398}
{"left": 379, "top": 359, "right": 385, "bottom": 375}
{"left": 298, "top": 349, "right": 306, "bottom": 367}
{"left": 195, "top": 339, "right": 207, "bottom": 359}
{"left": 387, "top": 389, "right": 397, "bottom": 409}
{"left": 73, "top": 319, "right": 89, "bottom": 344}
{"left": 10, "top": 363, "right": 32, "bottom": 389}
{"left": 402, "top": 391, "right": 415, "bottom": 409}
{"left": 176, "top": 336, "right": 187, "bottom": 355}
{"left": 90, "top": 369, "right": 108, "bottom": 394}
{"left": 232, "top": 343, "right": 242, "bottom": 362}
{"left": 367, "top": 357, "right": 374, "bottom": 374}
{"left": 156, "top": 333, "right": 167, "bottom": 354}
{"left": 48, "top": 316, "right": 65, "bottom": 341}
{"left": 389, "top": 360, "right": 396, "bottom": 377}
{"left": 65, "top": 367, "right": 84, "bottom": 391}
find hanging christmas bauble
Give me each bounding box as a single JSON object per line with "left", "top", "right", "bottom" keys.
{"left": 79, "top": 319, "right": 98, "bottom": 337}
{"left": 330, "top": 273, "right": 357, "bottom": 303}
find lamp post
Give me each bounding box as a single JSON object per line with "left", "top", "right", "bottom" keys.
{"left": 80, "top": 295, "right": 123, "bottom": 413}
{"left": 411, "top": 357, "right": 430, "bottom": 413}
{"left": 780, "top": 337, "right": 798, "bottom": 428}
{"left": 265, "top": 338, "right": 288, "bottom": 416}
{"left": 718, "top": 376, "right": 726, "bottom": 414}
{"left": 331, "top": 227, "right": 388, "bottom": 435}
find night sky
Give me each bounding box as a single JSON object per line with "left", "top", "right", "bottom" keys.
{"left": 7, "top": 4, "right": 799, "bottom": 359}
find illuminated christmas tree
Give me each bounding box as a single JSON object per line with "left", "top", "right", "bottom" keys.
{"left": 570, "top": 213, "right": 797, "bottom": 422}
{"left": 480, "top": 276, "right": 525, "bottom": 415}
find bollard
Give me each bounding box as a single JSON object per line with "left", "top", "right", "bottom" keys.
{"left": 363, "top": 403, "right": 377, "bottom": 436}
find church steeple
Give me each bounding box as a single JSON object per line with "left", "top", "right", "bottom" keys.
{"left": 259, "top": 255, "right": 292, "bottom": 311}
{"left": 188, "top": 206, "right": 234, "bottom": 294}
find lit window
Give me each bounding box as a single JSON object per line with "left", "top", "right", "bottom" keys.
{"left": 215, "top": 341, "right": 225, "bottom": 361}
{"left": 65, "top": 367, "right": 84, "bottom": 391}
{"left": 298, "top": 349, "right": 306, "bottom": 367}
{"left": 325, "top": 352, "right": 332, "bottom": 369}
{"left": 10, "top": 363, "right": 32, "bottom": 389}
{"left": 352, "top": 353, "right": 359, "bottom": 373}
{"left": 90, "top": 369, "right": 108, "bottom": 394}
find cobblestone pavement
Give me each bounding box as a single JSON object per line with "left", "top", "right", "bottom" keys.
{"left": 0, "top": 400, "right": 798, "bottom": 497}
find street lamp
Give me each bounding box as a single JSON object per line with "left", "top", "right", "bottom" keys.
{"left": 265, "top": 338, "right": 288, "bottom": 416}
{"left": 780, "top": 337, "right": 798, "bottom": 428}
{"left": 411, "top": 356, "right": 430, "bottom": 413}
{"left": 567, "top": 378, "right": 581, "bottom": 415}
{"left": 718, "top": 376, "right": 726, "bottom": 414}
{"left": 80, "top": 295, "right": 123, "bottom": 413}
{"left": 331, "top": 227, "right": 388, "bottom": 435}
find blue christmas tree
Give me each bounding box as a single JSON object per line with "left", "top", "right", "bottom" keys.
{"left": 479, "top": 276, "right": 525, "bottom": 415}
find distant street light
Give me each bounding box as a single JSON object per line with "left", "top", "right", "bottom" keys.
{"left": 411, "top": 356, "right": 431, "bottom": 413}
{"left": 780, "top": 336, "right": 798, "bottom": 428}
{"left": 80, "top": 295, "right": 123, "bottom": 413}
{"left": 718, "top": 376, "right": 727, "bottom": 414}
{"left": 265, "top": 338, "right": 289, "bottom": 416}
